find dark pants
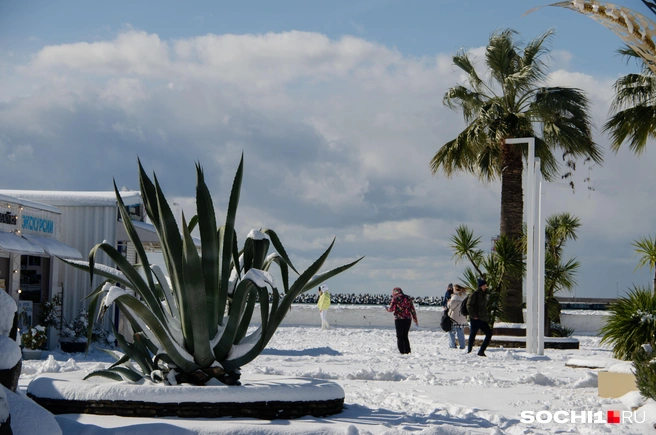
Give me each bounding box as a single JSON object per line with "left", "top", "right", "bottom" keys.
{"left": 468, "top": 319, "right": 492, "bottom": 355}
{"left": 394, "top": 318, "right": 412, "bottom": 354}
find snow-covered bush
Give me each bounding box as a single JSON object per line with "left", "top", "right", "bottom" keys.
{"left": 59, "top": 309, "right": 90, "bottom": 343}
{"left": 20, "top": 326, "right": 47, "bottom": 350}
{"left": 633, "top": 344, "right": 656, "bottom": 402}
{"left": 600, "top": 286, "right": 656, "bottom": 360}
{"left": 39, "top": 293, "right": 62, "bottom": 330}
{"left": 41, "top": 294, "right": 110, "bottom": 348}
{"left": 64, "top": 156, "right": 362, "bottom": 386}
{"left": 549, "top": 323, "right": 574, "bottom": 338}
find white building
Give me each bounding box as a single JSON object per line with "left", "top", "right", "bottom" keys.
{"left": 0, "top": 193, "right": 81, "bottom": 335}
{"left": 0, "top": 189, "right": 161, "bottom": 338}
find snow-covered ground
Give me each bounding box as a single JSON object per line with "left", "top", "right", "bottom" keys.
{"left": 13, "top": 325, "right": 656, "bottom": 434}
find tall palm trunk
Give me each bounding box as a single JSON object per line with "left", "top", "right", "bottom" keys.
{"left": 500, "top": 142, "right": 524, "bottom": 322}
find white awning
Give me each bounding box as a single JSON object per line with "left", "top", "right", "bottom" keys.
{"left": 22, "top": 234, "right": 83, "bottom": 260}
{"left": 0, "top": 231, "right": 45, "bottom": 255}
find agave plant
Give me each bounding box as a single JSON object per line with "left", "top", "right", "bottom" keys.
{"left": 64, "top": 155, "right": 362, "bottom": 385}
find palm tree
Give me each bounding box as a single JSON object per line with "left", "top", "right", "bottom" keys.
{"left": 604, "top": 48, "right": 656, "bottom": 154}
{"left": 450, "top": 225, "right": 524, "bottom": 328}
{"left": 518, "top": 212, "right": 581, "bottom": 332}
{"left": 544, "top": 2, "right": 656, "bottom": 153}
{"left": 431, "top": 29, "right": 603, "bottom": 322}
{"left": 543, "top": 213, "right": 581, "bottom": 327}
{"left": 632, "top": 235, "right": 656, "bottom": 293}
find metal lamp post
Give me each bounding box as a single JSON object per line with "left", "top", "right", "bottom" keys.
{"left": 505, "top": 137, "right": 544, "bottom": 355}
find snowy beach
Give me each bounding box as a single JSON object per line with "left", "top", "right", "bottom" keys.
{"left": 13, "top": 323, "right": 656, "bottom": 434}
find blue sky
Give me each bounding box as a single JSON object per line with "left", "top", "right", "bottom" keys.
{"left": 0, "top": 0, "right": 654, "bottom": 300}
{"left": 0, "top": 0, "right": 640, "bottom": 74}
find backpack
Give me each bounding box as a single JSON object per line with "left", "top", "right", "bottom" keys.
{"left": 440, "top": 311, "right": 453, "bottom": 332}
{"left": 460, "top": 295, "right": 470, "bottom": 317}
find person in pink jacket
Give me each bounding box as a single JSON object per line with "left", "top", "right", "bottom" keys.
{"left": 386, "top": 287, "right": 418, "bottom": 354}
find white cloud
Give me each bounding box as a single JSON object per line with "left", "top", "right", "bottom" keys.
{"left": 29, "top": 31, "right": 170, "bottom": 76}
{"left": 100, "top": 78, "right": 148, "bottom": 111}
{"left": 0, "top": 29, "right": 653, "bottom": 298}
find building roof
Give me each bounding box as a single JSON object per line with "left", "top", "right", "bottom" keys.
{"left": 0, "top": 192, "right": 61, "bottom": 214}
{"left": 0, "top": 190, "right": 142, "bottom": 207}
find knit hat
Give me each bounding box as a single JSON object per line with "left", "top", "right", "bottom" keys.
{"left": 447, "top": 283, "right": 453, "bottom": 290}
{"left": 477, "top": 278, "right": 488, "bottom": 288}
{"left": 320, "top": 284, "right": 329, "bottom": 291}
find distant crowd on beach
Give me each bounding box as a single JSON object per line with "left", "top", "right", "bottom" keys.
{"left": 291, "top": 292, "right": 444, "bottom": 306}
{"left": 294, "top": 278, "right": 493, "bottom": 358}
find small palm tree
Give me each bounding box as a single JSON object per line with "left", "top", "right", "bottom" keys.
{"left": 431, "top": 28, "right": 602, "bottom": 322}
{"left": 543, "top": 213, "right": 581, "bottom": 326}
{"left": 516, "top": 212, "right": 581, "bottom": 333}
{"left": 450, "top": 225, "right": 524, "bottom": 324}
{"left": 633, "top": 235, "right": 656, "bottom": 294}
{"left": 599, "top": 286, "right": 656, "bottom": 360}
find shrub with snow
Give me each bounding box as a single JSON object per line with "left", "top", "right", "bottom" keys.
{"left": 41, "top": 294, "right": 110, "bottom": 347}
{"left": 634, "top": 343, "right": 656, "bottom": 402}
{"left": 599, "top": 286, "right": 656, "bottom": 360}
{"left": 20, "top": 326, "right": 47, "bottom": 350}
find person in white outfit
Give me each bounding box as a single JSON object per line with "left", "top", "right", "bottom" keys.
{"left": 447, "top": 284, "right": 468, "bottom": 349}
{"left": 317, "top": 285, "right": 331, "bottom": 329}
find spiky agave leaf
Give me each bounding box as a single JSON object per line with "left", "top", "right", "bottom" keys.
{"left": 103, "top": 289, "right": 199, "bottom": 373}
{"left": 217, "top": 155, "right": 244, "bottom": 328}
{"left": 194, "top": 164, "right": 220, "bottom": 337}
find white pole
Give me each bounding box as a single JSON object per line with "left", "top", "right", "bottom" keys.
{"left": 505, "top": 138, "right": 537, "bottom": 354}
{"left": 536, "top": 158, "right": 545, "bottom": 355}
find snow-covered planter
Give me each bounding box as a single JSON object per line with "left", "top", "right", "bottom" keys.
{"left": 64, "top": 156, "right": 362, "bottom": 386}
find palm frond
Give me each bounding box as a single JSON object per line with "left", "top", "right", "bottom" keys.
{"left": 604, "top": 104, "right": 656, "bottom": 154}
{"left": 633, "top": 235, "right": 656, "bottom": 272}
{"left": 452, "top": 51, "right": 484, "bottom": 91}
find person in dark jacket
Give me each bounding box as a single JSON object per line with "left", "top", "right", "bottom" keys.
{"left": 386, "top": 287, "right": 418, "bottom": 354}
{"left": 443, "top": 283, "right": 454, "bottom": 308}
{"left": 466, "top": 278, "right": 493, "bottom": 357}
